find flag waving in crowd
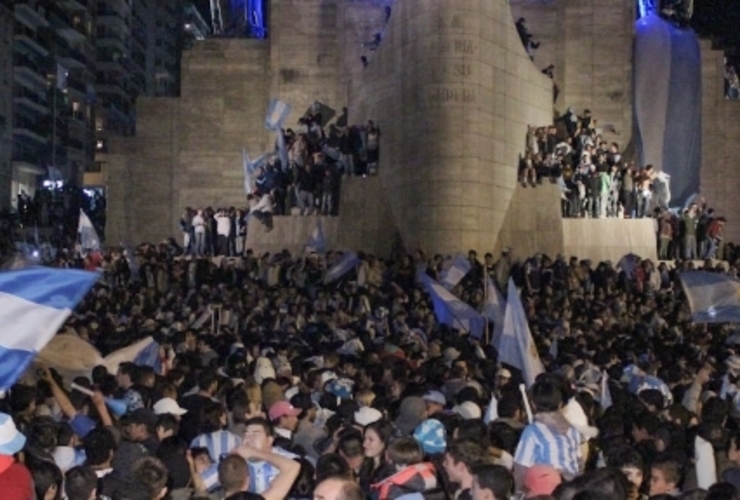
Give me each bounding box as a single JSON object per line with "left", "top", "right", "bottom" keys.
{"left": 0, "top": 267, "right": 97, "bottom": 391}
{"left": 78, "top": 209, "right": 100, "bottom": 251}
{"left": 496, "top": 278, "right": 544, "bottom": 386}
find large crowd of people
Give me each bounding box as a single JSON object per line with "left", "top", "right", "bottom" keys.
{"left": 3, "top": 242, "right": 740, "bottom": 500}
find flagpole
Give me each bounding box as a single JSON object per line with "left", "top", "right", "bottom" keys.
{"left": 483, "top": 269, "right": 490, "bottom": 346}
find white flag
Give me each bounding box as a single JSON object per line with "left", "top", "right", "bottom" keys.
{"left": 78, "top": 210, "right": 100, "bottom": 251}
{"left": 496, "top": 279, "right": 543, "bottom": 387}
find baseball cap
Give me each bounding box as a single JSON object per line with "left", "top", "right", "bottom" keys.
{"left": 268, "top": 400, "right": 301, "bottom": 421}
{"left": 354, "top": 407, "right": 383, "bottom": 427}
{"left": 523, "top": 464, "right": 562, "bottom": 497}
{"left": 153, "top": 397, "right": 188, "bottom": 416}
{"left": 452, "top": 401, "right": 481, "bottom": 420}
{"left": 0, "top": 413, "right": 26, "bottom": 456}
{"left": 422, "top": 390, "right": 446, "bottom": 407}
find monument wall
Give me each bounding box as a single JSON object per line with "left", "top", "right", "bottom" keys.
{"left": 700, "top": 40, "right": 740, "bottom": 243}
{"left": 509, "top": 0, "right": 634, "bottom": 143}
{"left": 351, "top": 0, "right": 554, "bottom": 254}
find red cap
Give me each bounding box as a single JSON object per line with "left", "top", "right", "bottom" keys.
{"left": 268, "top": 400, "right": 301, "bottom": 421}
{"left": 524, "top": 465, "right": 562, "bottom": 497}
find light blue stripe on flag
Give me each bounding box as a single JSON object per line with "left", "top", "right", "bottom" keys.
{"left": 133, "top": 338, "right": 162, "bottom": 373}
{"left": 421, "top": 274, "right": 485, "bottom": 338}
{"left": 440, "top": 254, "right": 471, "bottom": 290}
{"left": 680, "top": 271, "right": 740, "bottom": 323}
{"left": 497, "top": 279, "right": 543, "bottom": 386}
{"left": 0, "top": 267, "right": 98, "bottom": 391}
{"left": 305, "top": 220, "right": 326, "bottom": 254}
{"left": 78, "top": 210, "right": 100, "bottom": 251}
{"left": 325, "top": 252, "right": 359, "bottom": 284}
{"left": 265, "top": 98, "right": 292, "bottom": 131}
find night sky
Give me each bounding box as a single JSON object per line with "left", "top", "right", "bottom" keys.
{"left": 692, "top": 0, "right": 740, "bottom": 66}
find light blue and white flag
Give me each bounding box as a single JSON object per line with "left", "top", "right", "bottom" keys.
{"left": 265, "top": 99, "right": 292, "bottom": 171}
{"left": 483, "top": 277, "right": 506, "bottom": 345}
{"left": 0, "top": 267, "right": 98, "bottom": 391}
{"left": 420, "top": 274, "right": 485, "bottom": 338}
{"left": 680, "top": 271, "right": 740, "bottom": 323}
{"left": 483, "top": 393, "right": 499, "bottom": 424}
{"left": 102, "top": 336, "right": 162, "bottom": 374}
{"left": 78, "top": 210, "right": 100, "bottom": 251}
{"left": 496, "top": 279, "right": 543, "bottom": 386}
{"left": 601, "top": 371, "right": 613, "bottom": 410}
{"left": 440, "top": 254, "right": 471, "bottom": 290}
{"left": 264, "top": 98, "right": 292, "bottom": 130}
{"left": 325, "top": 252, "right": 359, "bottom": 284}
{"left": 549, "top": 336, "right": 559, "bottom": 359}
{"left": 56, "top": 63, "right": 68, "bottom": 91}
{"left": 242, "top": 148, "right": 276, "bottom": 196}
{"left": 305, "top": 220, "right": 326, "bottom": 254}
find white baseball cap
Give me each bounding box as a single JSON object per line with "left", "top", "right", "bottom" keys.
{"left": 153, "top": 397, "right": 188, "bottom": 416}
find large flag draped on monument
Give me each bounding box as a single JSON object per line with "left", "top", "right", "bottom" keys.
{"left": 420, "top": 274, "right": 485, "bottom": 338}
{"left": 0, "top": 267, "right": 98, "bottom": 391}
{"left": 305, "top": 220, "right": 326, "bottom": 254}
{"left": 483, "top": 276, "right": 506, "bottom": 344}
{"left": 325, "top": 252, "right": 359, "bottom": 284}
{"left": 680, "top": 271, "right": 740, "bottom": 323}
{"left": 440, "top": 254, "right": 471, "bottom": 290}
{"left": 78, "top": 210, "right": 100, "bottom": 251}
{"left": 496, "top": 279, "right": 543, "bottom": 386}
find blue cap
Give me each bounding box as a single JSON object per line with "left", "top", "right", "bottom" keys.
{"left": 413, "top": 419, "right": 446, "bottom": 455}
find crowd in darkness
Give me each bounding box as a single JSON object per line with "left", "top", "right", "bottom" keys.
{"left": 7, "top": 244, "right": 740, "bottom": 500}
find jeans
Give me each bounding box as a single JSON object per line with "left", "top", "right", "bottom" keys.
{"left": 296, "top": 188, "right": 314, "bottom": 215}
{"left": 339, "top": 153, "right": 355, "bottom": 175}
{"left": 194, "top": 232, "right": 205, "bottom": 255}
{"left": 684, "top": 235, "right": 697, "bottom": 260}
{"left": 600, "top": 193, "right": 609, "bottom": 217}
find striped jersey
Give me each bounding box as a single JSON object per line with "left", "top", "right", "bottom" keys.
{"left": 514, "top": 421, "right": 582, "bottom": 476}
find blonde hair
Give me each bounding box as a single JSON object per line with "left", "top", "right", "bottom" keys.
{"left": 355, "top": 389, "right": 376, "bottom": 408}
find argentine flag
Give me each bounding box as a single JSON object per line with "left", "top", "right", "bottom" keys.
{"left": 0, "top": 267, "right": 98, "bottom": 391}
{"left": 102, "top": 336, "right": 162, "bottom": 374}
{"left": 264, "top": 98, "right": 292, "bottom": 130}
{"left": 325, "top": 252, "right": 359, "bottom": 284}
{"left": 305, "top": 220, "right": 326, "bottom": 254}
{"left": 497, "top": 279, "right": 543, "bottom": 386}
{"left": 242, "top": 148, "right": 275, "bottom": 195}
{"left": 483, "top": 276, "right": 506, "bottom": 346}
{"left": 440, "top": 254, "right": 471, "bottom": 290}
{"left": 680, "top": 271, "right": 740, "bottom": 323}
{"left": 265, "top": 98, "right": 292, "bottom": 171}
{"left": 420, "top": 274, "right": 485, "bottom": 338}
{"left": 78, "top": 210, "right": 100, "bottom": 251}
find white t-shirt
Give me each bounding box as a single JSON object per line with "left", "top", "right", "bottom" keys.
{"left": 192, "top": 214, "right": 205, "bottom": 233}
{"left": 216, "top": 215, "right": 231, "bottom": 236}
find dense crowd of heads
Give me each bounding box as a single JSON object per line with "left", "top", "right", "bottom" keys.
{"left": 4, "top": 244, "right": 740, "bottom": 500}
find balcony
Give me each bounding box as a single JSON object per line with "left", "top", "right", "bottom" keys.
{"left": 97, "top": 82, "right": 128, "bottom": 100}
{"left": 13, "top": 92, "right": 49, "bottom": 115}
{"left": 61, "top": 0, "right": 88, "bottom": 12}
{"left": 13, "top": 65, "right": 49, "bottom": 94}
{"left": 96, "top": 35, "right": 128, "bottom": 54}
{"left": 14, "top": 34, "right": 50, "bottom": 57}
{"left": 14, "top": 3, "right": 49, "bottom": 30}
{"left": 14, "top": 124, "right": 48, "bottom": 146}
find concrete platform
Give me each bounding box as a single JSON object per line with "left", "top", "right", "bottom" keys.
{"left": 562, "top": 218, "right": 657, "bottom": 263}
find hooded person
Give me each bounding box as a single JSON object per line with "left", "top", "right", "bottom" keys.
{"left": 394, "top": 397, "right": 427, "bottom": 436}
{"left": 0, "top": 413, "right": 34, "bottom": 500}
